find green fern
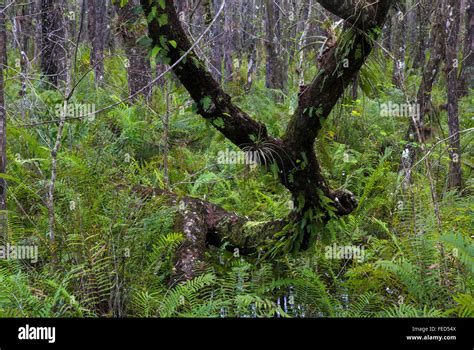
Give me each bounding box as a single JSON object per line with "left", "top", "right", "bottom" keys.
{"left": 440, "top": 233, "right": 474, "bottom": 274}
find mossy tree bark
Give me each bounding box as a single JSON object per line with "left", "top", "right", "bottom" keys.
{"left": 138, "top": 0, "right": 393, "bottom": 279}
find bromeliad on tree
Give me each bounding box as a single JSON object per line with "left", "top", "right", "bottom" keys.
{"left": 137, "top": 0, "right": 393, "bottom": 279}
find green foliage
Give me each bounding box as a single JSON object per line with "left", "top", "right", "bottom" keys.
{"left": 440, "top": 232, "right": 474, "bottom": 274}
{"left": 449, "top": 293, "right": 474, "bottom": 318}
{"left": 1, "top": 18, "right": 472, "bottom": 318}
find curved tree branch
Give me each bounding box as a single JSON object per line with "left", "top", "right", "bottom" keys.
{"left": 317, "top": 0, "right": 392, "bottom": 30}
{"left": 282, "top": 1, "right": 392, "bottom": 213}
{"left": 133, "top": 186, "right": 286, "bottom": 281}
{"left": 140, "top": 0, "right": 275, "bottom": 149}
{"left": 138, "top": 0, "right": 393, "bottom": 259}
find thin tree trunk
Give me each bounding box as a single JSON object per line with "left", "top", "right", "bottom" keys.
{"left": 163, "top": 83, "right": 170, "bottom": 189}
{"left": 18, "top": 2, "right": 31, "bottom": 108}
{"left": 223, "top": 0, "right": 234, "bottom": 82}
{"left": 265, "top": 0, "right": 287, "bottom": 98}
{"left": 446, "top": 0, "right": 462, "bottom": 189}
{"left": 0, "top": 5, "right": 7, "bottom": 234}
{"left": 115, "top": 0, "right": 153, "bottom": 98}
{"left": 244, "top": 0, "right": 258, "bottom": 90}
{"left": 47, "top": 2, "right": 72, "bottom": 265}
{"left": 87, "top": 0, "right": 94, "bottom": 42}
{"left": 404, "top": 0, "right": 446, "bottom": 167}
{"left": 34, "top": 0, "right": 42, "bottom": 59}
{"left": 40, "top": 0, "right": 66, "bottom": 88}
{"left": 210, "top": 0, "right": 223, "bottom": 81}
{"left": 89, "top": 0, "right": 106, "bottom": 86}
{"left": 398, "top": 0, "right": 445, "bottom": 231}
{"left": 297, "top": 0, "right": 312, "bottom": 86}
{"left": 460, "top": 0, "right": 473, "bottom": 95}
{"left": 392, "top": 7, "right": 406, "bottom": 88}
{"left": 413, "top": 2, "right": 428, "bottom": 69}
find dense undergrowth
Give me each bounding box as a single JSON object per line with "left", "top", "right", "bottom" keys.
{"left": 1, "top": 46, "right": 473, "bottom": 318}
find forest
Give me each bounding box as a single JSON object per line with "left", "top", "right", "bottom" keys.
{"left": 0, "top": 0, "right": 472, "bottom": 319}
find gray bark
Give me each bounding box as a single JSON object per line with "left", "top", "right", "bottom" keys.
{"left": 446, "top": 0, "right": 463, "bottom": 189}
{"left": 115, "top": 0, "right": 153, "bottom": 98}
{"left": 392, "top": 7, "right": 406, "bottom": 88}
{"left": 210, "top": 0, "right": 223, "bottom": 80}
{"left": 0, "top": 5, "right": 7, "bottom": 218}
{"left": 265, "top": 0, "right": 287, "bottom": 96}
{"left": 88, "top": 0, "right": 107, "bottom": 86}
{"left": 40, "top": 0, "right": 66, "bottom": 88}
{"left": 461, "top": 0, "right": 474, "bottom": 95}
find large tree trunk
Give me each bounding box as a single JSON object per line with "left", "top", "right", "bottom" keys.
{"left": 446, "top": 0, "right": 463, "bottom": 189}
{"left": 133, "top": 186, "right": 286, "bottom": 281}
{"left": 40, "top": 0, "right": 66, "bottom": 88}
{"left": 115, "top": 0, "right": 153, "bottom": 98}
{"left": 140, "top": 0, "right": 392, "bottom": 278}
